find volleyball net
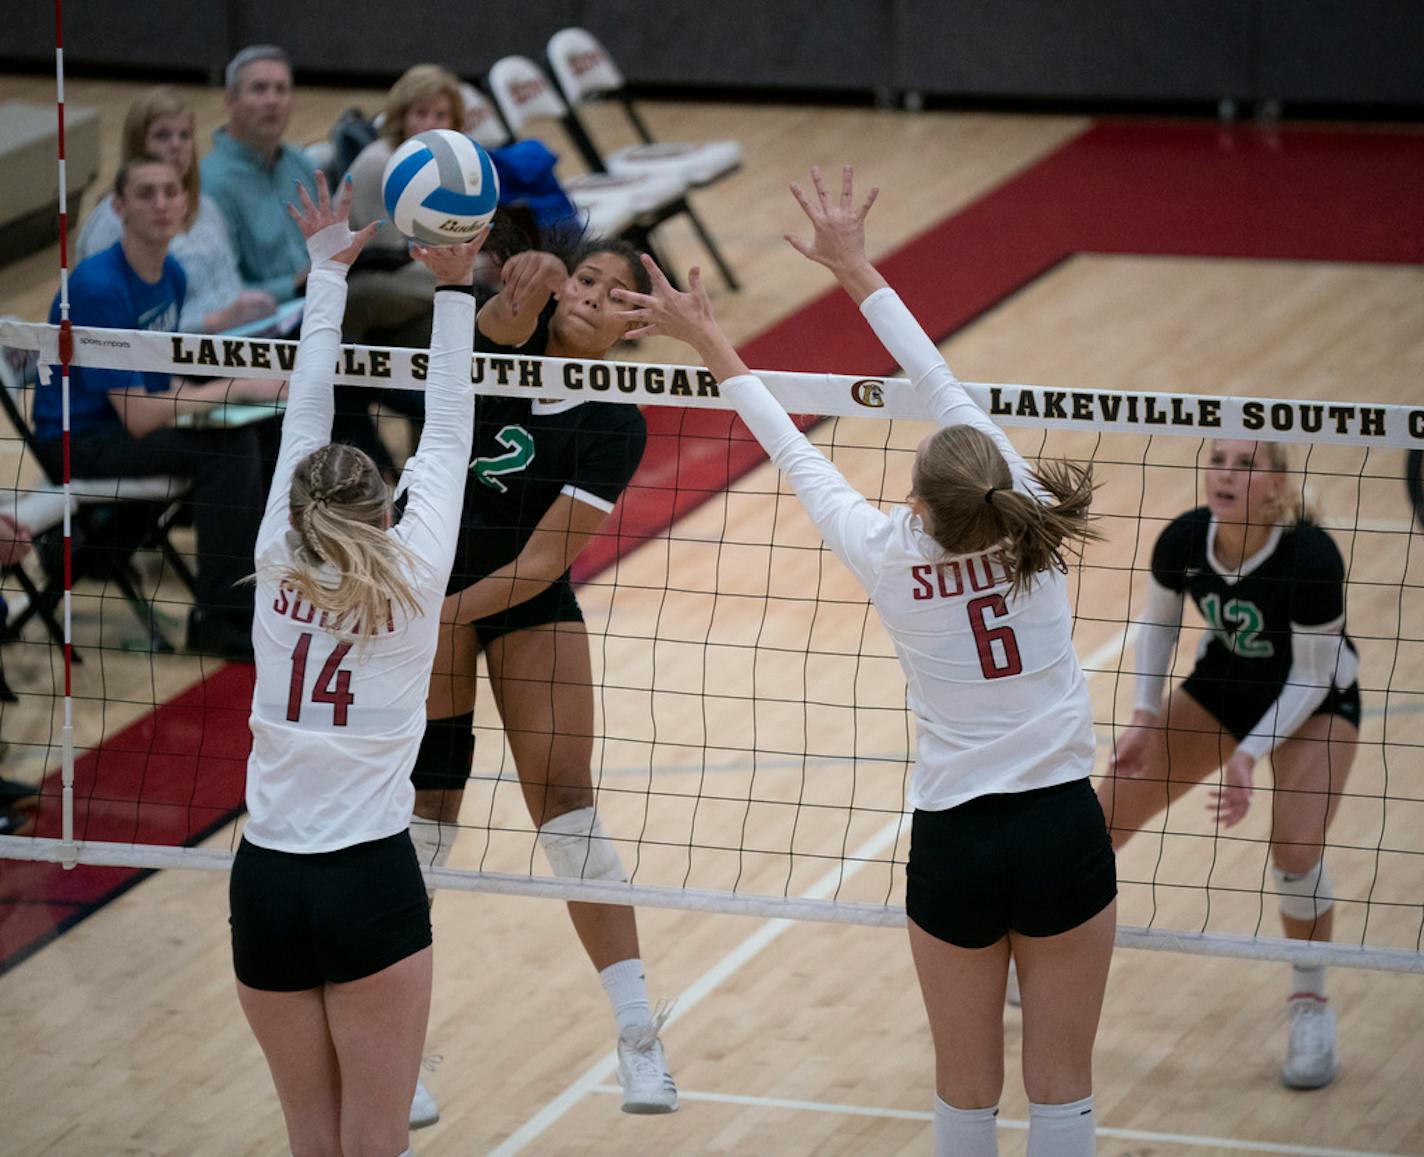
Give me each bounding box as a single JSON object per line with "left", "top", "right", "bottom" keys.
{"left": 0, "top": 319, "right": 1420, "bottom": 973}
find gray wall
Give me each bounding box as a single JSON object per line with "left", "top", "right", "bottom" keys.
{"left": 4, "top": 1, "right": 1421, "bottom": 109}
{"left": 893, "top": 0, "right": 1252, "bottom": 102}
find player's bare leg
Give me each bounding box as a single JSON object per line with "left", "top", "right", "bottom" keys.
{"left": 1097, "top": 687, "right": 1236, "bottom": 847}
{"left": 1270, "top": 714, "right": 1358, "bottom": 1089}
{"left": 908, "top": 921, "right": 1009, "bottom": 1154}
{"left": 488, "top": 622, "right": 677, "bottom": 1112}
{"left": 236, "top": 983, "right": 342, "bottom": 1156}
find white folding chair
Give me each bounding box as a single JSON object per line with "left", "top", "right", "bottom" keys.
{"left": 0, "top": 334, "right": 194, "bottom": 654}
{"left": 487, "top": 55, "right": 734, "bottom": 286}
{"left": 462, "top": 81, "right": 637, "bottom": 241}
{"left": 546, "top": 27, "right": 742, "bottom": 188}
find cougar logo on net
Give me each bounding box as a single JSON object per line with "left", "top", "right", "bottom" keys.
{"left": 850, "top": 378, "right": 885, "bottom": 408}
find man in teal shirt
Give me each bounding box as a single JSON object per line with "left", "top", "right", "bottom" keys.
{"left": 202, "top": 45, "right": 318, "bottom": 304}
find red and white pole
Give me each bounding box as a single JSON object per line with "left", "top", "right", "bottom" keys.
{"left": 53, "top": 0, "right": 77, "bottom": 867}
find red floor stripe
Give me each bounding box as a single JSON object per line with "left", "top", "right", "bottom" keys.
{"left": 4, "top": 120, "right": 1422, "bottom": 972}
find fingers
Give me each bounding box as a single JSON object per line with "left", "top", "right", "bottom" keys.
{"left": 608, "top": 287, "right": 656, "bottom": 308}
{"left": 314, "top": 170, "right": 331, "bottom": 214}
{"left": 353, "top": 221, "right": 380, "bottom": 247}
{"left": 333, "top": 173, "right": 354, "bottom": 216}
{"left": 784, "top": 233, "right": 815, "bottom": 260}
{"left": 688, "top": 265, "right": 705, "bottom": 299}
{"left": 640, "top": 252, "right": 677, "bottom": 295}
{"left": 1207, "top": 787, "right": 1250, "bottom": 827}
{"left": 788, "top": 180, "right": 815, "bottom": 219}
{"left": 463, "top": 222, "right": 491, "bottom": 255}
{"left": 840, "top": 164, "right": 854, "bottom": 210}
{"left": 810, "top": 164, "right": 829, "bottom": 208}
{"left": 858, "top": 185, "right": 880, "bottom": 221}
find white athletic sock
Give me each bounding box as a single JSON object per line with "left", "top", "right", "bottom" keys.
{"left": 934, "top": 1096, "right": 998, "bottom": 1157}
{"left": 1027, "top": 1095, "right": 1094, "bottom": 1157}
{"left": 1291, "top": 963, "right": 1327, "bottom": 1001}
{"left": 600, "top": 957, "right": 652, "bottom": 1036}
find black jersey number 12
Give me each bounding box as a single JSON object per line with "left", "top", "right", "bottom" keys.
{"left": 286, "top": 632, "right": 355, "bottom": 726}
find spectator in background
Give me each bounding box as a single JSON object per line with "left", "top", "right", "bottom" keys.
{"left": 34, "top": 157, "right": 285, "bottom": 660}
{"left": 202, "top": 46, "right": 318, "bottom": 305}
{"left": 331, "top": 65, "right": 465, "bottom": 477}
{"left": 343, "top": 63, "right": 463, "bottom": 347}
{"left": 76, "top": 87, "right": 282, "bottom": 335}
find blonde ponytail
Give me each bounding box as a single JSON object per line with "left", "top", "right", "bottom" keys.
{"left": 278, "top": 443, "right": 424, "bottom": 641}
{"left": 912, "top": 425, "right": 1102, "bottom": 598}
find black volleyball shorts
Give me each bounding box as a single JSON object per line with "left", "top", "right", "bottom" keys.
{"left": 230, "top": 830, "right": 432, "bottom": 991}
{"left": 906, "top": 777, "right": 1117, "bottom": 949}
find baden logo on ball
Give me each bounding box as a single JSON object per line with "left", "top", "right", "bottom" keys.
{"left": 382, "top": 128, "right": 500, "bottom": 245}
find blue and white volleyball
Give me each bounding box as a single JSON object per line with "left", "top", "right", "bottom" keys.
{"left": 381, "top": 129, "right": 499, "bottom": 245}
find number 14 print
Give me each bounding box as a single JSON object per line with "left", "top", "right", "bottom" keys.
{"left": 286, "top": 632, "right": 355, "bottom": 726}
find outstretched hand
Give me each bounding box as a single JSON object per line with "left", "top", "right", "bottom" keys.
{"left": 287, "top": 172, "right": 379, "bottom": 267}
{"left": 499, "top": 250, "right": 569, "bottom": 316}
{"left": 610, "top": 255, "right": 720, "bottom": 346}
{"left": 411, "top": 225, "right": 490, "bottom": 286}
{"left": 1209, "top": 750, "right": 1255, "bottom": 828}
{"left": 786, "top": 164, "right": 879, "bottom": 272}
{"left": 611, "top": 254, "right": 747, "bottom": 383}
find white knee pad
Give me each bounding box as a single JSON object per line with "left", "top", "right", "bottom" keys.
{"left": 1273, "top": 860, "right": 1333, "bottom": 922}
{"left": 410, "top": 816, "right": 458, "bottom": 872}
{"left": 538, "top": 806, "right": 627, "bottom": 883}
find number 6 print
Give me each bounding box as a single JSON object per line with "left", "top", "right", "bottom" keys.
{"left": 967, "top": 594, "right": 1023, "bottom": 680}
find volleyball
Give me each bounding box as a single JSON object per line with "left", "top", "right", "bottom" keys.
{"left": 381, "top": 129, "right": 499, "bottom": 245}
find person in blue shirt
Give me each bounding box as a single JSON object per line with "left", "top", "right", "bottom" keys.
{"left": 35, "top": 156, "right": 285, "bottom": 659}
{"left": 201, "top": 46, "right": 319, "bottom": 305}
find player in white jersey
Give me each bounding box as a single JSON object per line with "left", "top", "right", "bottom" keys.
{"left": 613, "top": 166, "right": 1115, "bottom": 1157}
{"left": 230, "top": 174, "right": 486, "bottom": 1157}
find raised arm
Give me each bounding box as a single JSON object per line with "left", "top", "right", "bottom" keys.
{"left": 257, "top": 175, "right": 378, "bottom": 546}
{"left": 474, "top": 249, "right": 569, "bottom": 347}
{"left": 787, "top": 166, "right": 1033, "bottom": 487}
{"left": 612, "top": 257, "right": 890, "bottom": 591}
{"left": 391, "top": 231, "right": 488, "bottom": 573}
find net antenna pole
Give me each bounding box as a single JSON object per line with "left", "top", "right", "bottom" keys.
{"left": 53, "top": 0, "right": 77, "bottom": 869}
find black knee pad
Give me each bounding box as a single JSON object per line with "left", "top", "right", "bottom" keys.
{"left": 411, "top": 711, "right": 475, "bottom": 791}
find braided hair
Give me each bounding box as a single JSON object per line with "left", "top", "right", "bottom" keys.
{"left": 278, "top": 443, "right": 423, "bottom": 639}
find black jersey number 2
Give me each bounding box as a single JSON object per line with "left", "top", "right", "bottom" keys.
{"left": 967, "top": 594, "right": 1023, "bottom": 679}
{"left": 286, "top": 633, "right": 355, "bottom": 726}
{"left": 472, "top": 425, "right": 536, "bottom": 493}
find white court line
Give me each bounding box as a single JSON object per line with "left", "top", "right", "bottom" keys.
{"left": 488, "top": 628, "right": 1131, "bottom": 1155}
{"left": 586, "top": 1086, "right": 1407, "bottom": 1157}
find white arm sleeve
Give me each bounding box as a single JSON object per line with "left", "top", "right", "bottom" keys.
{"left": 722, "top": 374, "right": 890, "bottom": 592}
{"left": 1236, "top": 619, "right": 1348, "bottom": 762}
{"left": 1133, "top": 576, "right": 1186, "bottom": 715}
{"left": 255, "top": 264, "right": 347, "bottom": 556}
{"left": 392, "top": 288, "right": 477, "bottom": 579}
{"left": 859, "top": 287, "right": 1038, "bottom": 494}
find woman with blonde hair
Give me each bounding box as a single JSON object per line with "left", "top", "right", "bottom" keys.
{"left": 75, "top": 86, "right": 278, "bottom": 334}
{"left": 614, "top": 166, "right": 1114, "bottom": 1157}
{"left": 1100, "top": 437, "right": 1359, "bottom": 1090}
{"left": 337, "top": 64, "right": 467, "bottom": 473}
{"left": 230, "top": 173, "right": 487, "bottom": 1157}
